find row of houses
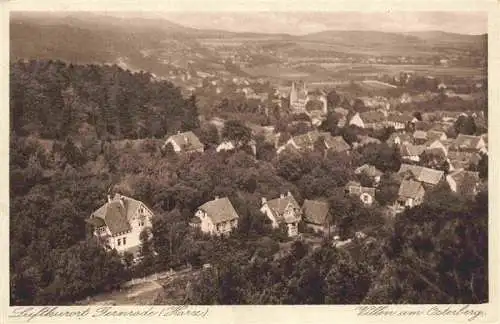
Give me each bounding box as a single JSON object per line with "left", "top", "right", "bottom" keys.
{"left": 388, "top": 131, "right": 487, "bottom": 170}
{"left": 86, "top": 191, "right": 334, "bottom": 257}
{"left": 86, "top": 152, "right": 484, "bottom": 261}
{"left": 349, "top": 110, "right": 418, "bottom": 130}
{"left": 161, "top": 130, "right": 257, "bottom": 156}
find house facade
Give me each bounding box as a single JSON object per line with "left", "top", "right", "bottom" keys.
{"left": 400, "top": 143, "right": 426, "bottom": 163}
{"left": 450, "top": 134, "right": 486, "bottom": 153}
{"left": 346, "top": 181, "right": 376, "bottom": 206}
{"left": 260, "top": 192, "right": 302, "bottom": 237}
{"left": 216, "top": 139, "right": 257, "bottom": 156}
{"left": 395, "top": 180, "right": 425, "bottom": 212}
{"left": 349, "top": 111, "right": 386, "bottom": 130}
{"left": 87, "top": 193, "right": 155, "bottom": 256}
{"left": 193, "top": 197, "right": 239, "bottom": 236}
{"left": 446, "top": 170, "right": 480, "bottom": 197}
{"left": 354, "top": 164, "right": 383, "bottom": 186}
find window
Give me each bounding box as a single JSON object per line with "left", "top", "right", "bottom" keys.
{"left": 123, "top": 237, "right": 126, "bottom": 246}
{"left": 117, "top": 238, "right": 121, "bottom": 246}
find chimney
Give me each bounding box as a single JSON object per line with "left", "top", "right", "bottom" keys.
{"left": 214, "top": 196, "right": 219, "bottom": 200}
{"left": 261, "top": 197, "right": 267, "bottom": 206}
{"left": 287, "top": 191, "right": 292, "bottom": 197}
{"left": 107, "top": 195, "right": 111, "bottom": 203}
{"left": 280, "top": 193, "right": 285, "bottom": 199}
{"left": 177, "top": 130, "right": 181, "bottom": 135}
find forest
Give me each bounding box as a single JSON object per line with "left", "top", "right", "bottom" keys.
{"left": 10, "top": 60, "right": 488, "bottom": 305}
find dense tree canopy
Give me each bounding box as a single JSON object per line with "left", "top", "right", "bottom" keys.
{"left": 10, "top": 60, "right": 200, "bottom": 140}
{"left": 10, "top": 60, "right": 488, "bottom": 306}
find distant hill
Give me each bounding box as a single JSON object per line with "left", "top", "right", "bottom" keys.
{"left": 403, "top": 30, "right": 486, "bottom": 44}
{"left": 301, "top": 30, "right": 424, "bottom": 45}
{"left": 10, "top": 12, "right": 487, "bottom": 79}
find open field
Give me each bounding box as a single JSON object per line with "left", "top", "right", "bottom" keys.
{"left": 241, "top": 60, "right": 485, "bottom": 83}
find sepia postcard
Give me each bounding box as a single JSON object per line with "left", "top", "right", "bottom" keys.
{"left": 1, "top": 0, "right": 499, "bottom": 323}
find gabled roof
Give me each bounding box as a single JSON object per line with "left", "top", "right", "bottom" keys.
{"left": 427, "top": 130, "right": 447, "bottom": 142}
{"left": 398, "top": 179, "right": 424, "bottom": 200}
{"left": 302, "top": 200, "right": 330, "bottom": 225}
{"left": 448, "top": 151, "right": 481, "bottom": 165}
{"left": 265, "top": 194, "right": 301, "bottom": 223}
{"left": 414, "top": 121, "right": 432, "bottom": 131}
{"left": 387, "top": 113, "right": 414, "bottom": 123}
{"left": 291, "top": 130, "right": 322, "bottom": 149}
{"left": 198, "top": 197, "right": 239, "bottom": 224}
{"left": 333, "top": 107, "right": 349, "bottom": 116}
{"left": 413, "top": 130, "right": 428, "bottom": 140}
{"left": 354, "top": 164, "right": 383, "bottom": 178}
{"left": 89, "top": 194, "right": 148, "bottom": 235}
{"left": 447, "top": 170, "right": 480, "bottom": 195}
{"left": 359, "top": 111, "right": 386, "bottom": 123}
{"left": 387, "top": 132, "right": 412, "bottom": 145}
{"left": 448, "top": 169, "right": 479, "bottom": 183}
{"left": 324, "top": 135, "right": 350, "bottom": 152}
{"left": 357, "top": 135, "right": 381, "bottom": 146}
{"left": 346, "top": 181, "right": 376, "bottom": 197}
{"left": 165, "top": 131, "right": 204, "bottom": 152}
{"left": 398, "top": 164, "right": 444, "bottom": 185}
{"left": 452, "top": 134, "right": 484, "bottom": 150}
{"left": 423, "top": 147, "right": 447, "bottom": 158}
{"left": 400, "top": 143, "right": 426, "bottom": 157}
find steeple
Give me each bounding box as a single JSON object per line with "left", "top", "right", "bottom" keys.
{"left": 290, "top": 81, "right": 298, "bottom": 105}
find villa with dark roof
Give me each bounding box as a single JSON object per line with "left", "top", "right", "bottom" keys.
{"left": 302, "top": 199, "right": 332, "bottom": 234}
{"left": 86, "top": 193, "right": 155, "bottom": 256}
{"left": 398, "top": 163, "right": 444, "bottom": 187}
{"left": 260, "top": 192, "right": 302, "bottom": 237}
{"left": 395, "top": 179, "right": 425, "bottom": 212}
{"left": 193, "top": 197, "right": 239, "bottom": 236}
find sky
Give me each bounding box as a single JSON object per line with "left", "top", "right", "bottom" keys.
{"left": 104, "top": 11, "right": 488, "bottom": 35}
